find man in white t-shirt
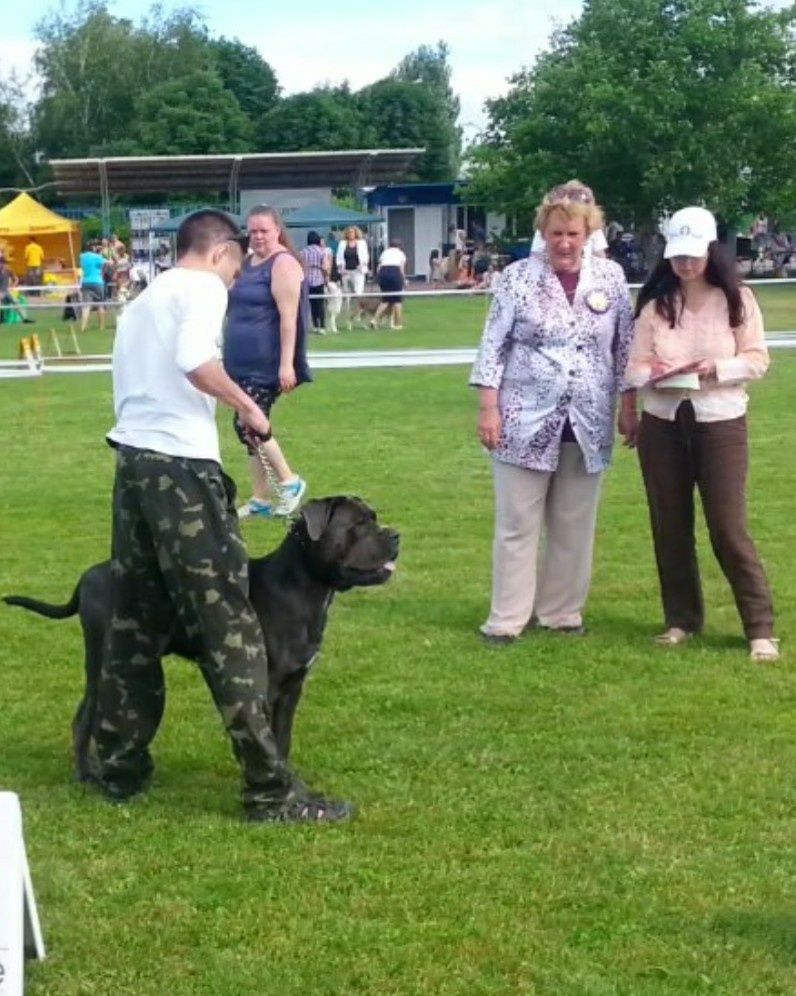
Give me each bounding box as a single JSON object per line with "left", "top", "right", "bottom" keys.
{"left": 97, "top": 209, "right": 351, "bottom": 824}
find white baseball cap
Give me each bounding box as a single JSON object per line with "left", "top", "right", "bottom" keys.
{"left": 663, "top": 206, "right": 718, "bottom": 259}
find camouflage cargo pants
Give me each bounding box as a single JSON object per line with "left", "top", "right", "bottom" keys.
{"left": 95, "top": 444, "right": 292, "bottom": 811}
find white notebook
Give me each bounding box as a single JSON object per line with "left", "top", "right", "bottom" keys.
{"left": 653, "top": 372, "right": 701, "bottom": 390}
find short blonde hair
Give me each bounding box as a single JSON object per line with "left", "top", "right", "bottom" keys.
{"left": 534, "top": 179, "right": 604, "bottom": 236}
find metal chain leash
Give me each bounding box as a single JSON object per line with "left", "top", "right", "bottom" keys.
{"left": 254, "top": 442, "right": 299, "bottom": 526}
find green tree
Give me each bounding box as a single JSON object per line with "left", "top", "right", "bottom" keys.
{"left": 209, "top": 37, "right": 279, "bottom": 148}
{"left": 467, "top": 0, "right": 796, "bottom": 227}
{"left": 31, "top": 1, "right": 215, "bottom": 157}
{"left": 0, "top": 74, "right": 35, "bottom": 190}
{"left": 260, "top": 86, "right": 370, "bottom": 151}
{"left": 390, "top": 41, "right": 461, "bottom": 178}
{"left": 33, "top": 1, "right": 140, "bottom": 157}
{"left": 127, "top": 70, "right": 254, "bottom": 155}
{"left": 357, "top": 79, "right": 454, "bottom": 181}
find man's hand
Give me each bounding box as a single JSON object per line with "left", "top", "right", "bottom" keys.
{"left": 279, "top": 363, "right": 297, "bottom": 393}
{"left": 238, "top": 403, "right": 271, "bottom": 442}
{"left": 477, "top": 407, "right": 502, "bottom": 450}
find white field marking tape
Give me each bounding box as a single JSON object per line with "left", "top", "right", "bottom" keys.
{"left": 6, "top": 284, "right": 81, "bottom": 295}
{"left": 0, "top": 368, "right": 41, "bottom": 379}
{"left": 1, "top": 336, "right": 796, "bottom": 380}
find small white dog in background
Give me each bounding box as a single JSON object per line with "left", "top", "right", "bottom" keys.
{"left": 324, "top": 281, "right": 343, "bottom": 333}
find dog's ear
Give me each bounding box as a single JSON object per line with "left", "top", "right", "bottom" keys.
{"left": 301, "top": 499, "right": 334, "bottom": 542}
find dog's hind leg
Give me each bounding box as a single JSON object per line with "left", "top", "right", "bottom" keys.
{"left": 72, "top": 617, "right": 106, "bottom": 782}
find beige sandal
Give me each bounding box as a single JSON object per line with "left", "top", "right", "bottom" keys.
{"left": 749, "top": 638, "right": 780, "bottom": 662}
{"left": 654, "top": 627, "right": 692, "bottom": 646}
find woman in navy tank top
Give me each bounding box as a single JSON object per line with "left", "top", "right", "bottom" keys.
{"left": 224, "top": 205, "right": 311, "bottom": 518}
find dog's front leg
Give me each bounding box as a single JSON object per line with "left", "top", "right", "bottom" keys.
{"left": 271, "top": 668, "right": 309, "bottom": 760}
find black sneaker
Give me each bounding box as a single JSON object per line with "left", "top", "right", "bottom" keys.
{"left": 246, "top": 787, "right": 355, "bottom": 824}
{"left": 480, "top": 630, "right": 518, "bottom": 647}
{"left": 540, "top": 624, "right": 587, "bottom": 637}
{"left": 97, "top": 773, "right": 151, "bottom": 802}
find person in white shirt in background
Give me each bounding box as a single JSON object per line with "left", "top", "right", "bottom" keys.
{"left": 335, "top": 225, "right": 370, "bottom": 327}
{"left": 372, "top": 239, "right": 407, "bottom": 329}
{"left": 97, "top": 208, "right": 352, "bottom": 824}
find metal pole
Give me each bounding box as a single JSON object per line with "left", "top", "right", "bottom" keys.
{"left": 99, "top": 160, "right": 111, "bottom": 237}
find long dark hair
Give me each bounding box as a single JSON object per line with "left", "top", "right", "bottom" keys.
{"left": 635, "top": 242, "right": 745, "bottom": 327}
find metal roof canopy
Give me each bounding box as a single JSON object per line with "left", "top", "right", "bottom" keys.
{"left": 49, "top": 149, "right": 425, "bottom": 199}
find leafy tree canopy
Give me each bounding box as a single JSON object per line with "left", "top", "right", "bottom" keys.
{"left": 260, "top": 86, "right": 371, "bottom": 152}
{"left": 9, "top": 4, "right": 463, "bottom": 187}
{"left": 209, "top": 37, "right": 280, "bottom": 144}
{"left": 390, "top": 41, "right": 462, "bottom": 178}
{"left": 32, "top": 2, "right": 215, "bottom": 158}
{"left": 358, "top": 78, "right": 458, "bottom": 181}
{"left": 467, "top": 0, "right": 796, "bottom": 226}
{"left": 122, "top": 70, "right": 254, "bottom": 156}
{"left": 0, "top": 75, "right": 35, "bottom": 190}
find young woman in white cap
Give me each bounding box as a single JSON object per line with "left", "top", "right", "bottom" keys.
{"left": 620, "top": 206, "right": 779, "bottom": 662}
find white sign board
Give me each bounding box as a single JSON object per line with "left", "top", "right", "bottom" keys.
{"left": 0, "top": 793, "right": 45, "bottom": 995}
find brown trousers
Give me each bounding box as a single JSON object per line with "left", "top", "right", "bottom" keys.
{"left": 637, "top": 402, "right": 774, "bottom": 640}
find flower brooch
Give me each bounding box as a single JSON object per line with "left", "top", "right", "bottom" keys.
{"left": 585, "top": 289, "right": 610, "bottom": 314}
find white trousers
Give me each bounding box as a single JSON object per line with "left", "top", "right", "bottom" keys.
{"left": 482, "top": 444, "right": 604, "bottom": 635}
{"left": 341, "top": 270, "right": 366, "bottom": 297}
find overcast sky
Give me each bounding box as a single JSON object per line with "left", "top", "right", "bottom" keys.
{"left": 1, "top": 0, "right": 791, "bottom": 139}
{"left": 0, "top": 0, "right": 584, "bottom": 137}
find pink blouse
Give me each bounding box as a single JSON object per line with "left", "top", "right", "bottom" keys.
{"left": 624, "top": 285, "right": 769, "bottom": 421}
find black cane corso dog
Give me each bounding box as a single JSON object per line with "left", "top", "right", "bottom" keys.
{"left": 4, "top": 496, "right": 399, "bottom": 781}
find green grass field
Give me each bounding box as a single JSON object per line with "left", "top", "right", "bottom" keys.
{"left": 1, "top": 295, "right": 795, "bottom": 994}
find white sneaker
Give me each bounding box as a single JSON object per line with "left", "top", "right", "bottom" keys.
{"left": 274, "top": 478, "right": 307, "bottom": 517}
{"left": 237, "top": 497, "right": 274, "bottom": 520}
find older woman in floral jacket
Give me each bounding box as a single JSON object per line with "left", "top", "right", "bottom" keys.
{"left": 470, "top": 181, "right": 634, "bottom": 644}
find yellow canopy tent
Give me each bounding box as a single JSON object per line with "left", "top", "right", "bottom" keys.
{"left": 0, "top": 192, "right": 80, "bottom": 282}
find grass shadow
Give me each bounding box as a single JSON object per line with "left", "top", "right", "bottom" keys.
{"left": 713, "top": 910, "right": 796, "bottom": 965}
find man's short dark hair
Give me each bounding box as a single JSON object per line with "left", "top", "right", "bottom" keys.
{"left": 176, "top": 209, "right": 243, "bottom": 259}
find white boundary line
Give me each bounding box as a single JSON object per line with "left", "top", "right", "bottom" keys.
{"left": 1, "top": 337, "right": 795, "bottom": 380}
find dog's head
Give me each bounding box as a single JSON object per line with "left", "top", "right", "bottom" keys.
{"left": 292, "top": 496, "right": 399, "bottom": 591}
{"left": 325, "top": 281, "right": 342, "bottom": 296}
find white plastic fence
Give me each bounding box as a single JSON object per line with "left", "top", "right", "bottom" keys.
{"left": 0, "top": 793, "right": 46, "bottom": 995}
{"left": 1, "top": 337, "right": 795, "bottom": 381}
{"left": 3, "top": 276, "right": 796, "bottom": 313}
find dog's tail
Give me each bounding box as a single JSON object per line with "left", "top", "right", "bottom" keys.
{"left": 3, "top": 583, "right": 81, "bottom": 620}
